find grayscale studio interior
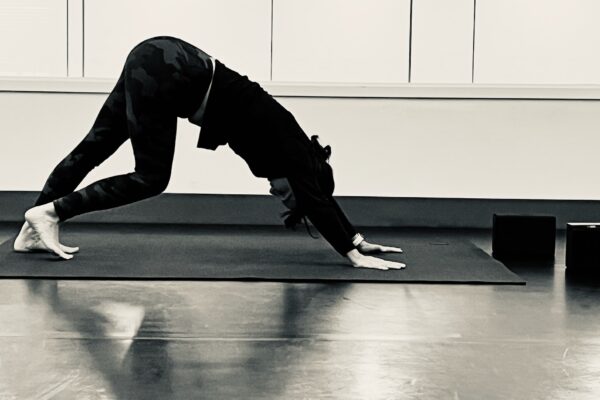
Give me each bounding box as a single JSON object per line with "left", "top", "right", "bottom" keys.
{"left": 0, "top": 1, "right": 599, "bottom": 399}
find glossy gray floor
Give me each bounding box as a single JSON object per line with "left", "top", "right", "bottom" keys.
{"left": 0, "top": 224, "right": 598, "bottom": 400}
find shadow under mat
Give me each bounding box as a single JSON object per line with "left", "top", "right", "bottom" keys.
{"left": 0, "top": 225, "right": 525, "bottom": 284}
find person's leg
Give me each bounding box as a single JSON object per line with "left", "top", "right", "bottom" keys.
{"left": 23, "top": 39, "right": 180, "bottom": 259}
{"left": 15, "top": 72, "right": 129, "bottom": 254}
{"left": 34, "top": 72, "right": 130, "bottom": 206}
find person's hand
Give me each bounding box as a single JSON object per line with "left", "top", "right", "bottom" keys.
{"left": 357, "top": 240, "right": 403, "bottom": 255}
{"left": 345, "top": 249, "right": 406, "bottom": 271}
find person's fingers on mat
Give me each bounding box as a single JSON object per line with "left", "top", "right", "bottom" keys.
{"left": 377, "top": 257, "right": 405, "bottom": 270}
{"left": 372, "top": 244, "right": 402, "bottom": 253}
{"left": 370, "top": 259, "right": 389, "bottom": 270}
{"left": 358, "top": 242, "right": 403, "bottom": 254}
{"left": 372, "top": 257, "right": 405, "bottom": 270}
{"left": 373, "top": 262, "right": 389, "bottom": 270}
{"left": 394, "top": 263, "right": 406, "bottom": 269}
{"left": 387, "top": 261, "right": 406, "bottom": 269}
{"left": 370, "top": 265, "right": 389, "bottom": 271}
{"left": 382, "top": 246, "right": 403, "bottom": 253}
{"left": 348, "top": 251, "right": 403, "bottom": 270}
{"left": 352, "top": 259, "right": 387, "bottom": 270}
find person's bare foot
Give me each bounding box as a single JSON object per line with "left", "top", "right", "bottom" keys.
{"left": 13, "top": 221, "right": 79, "bottom": 254}
{"left": 23, "top": 204, "right": 74, "bottom": 260}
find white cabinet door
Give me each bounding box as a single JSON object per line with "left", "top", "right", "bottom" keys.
{"left": 410, "top": 0, "right": 475, "bottom": 83}
{"left": 84, "top": 0, "right": 272, "bottom": 81}
{"left": 475, "top": 0, "right": 600, "bottom": 84}
{"left": 0, "top": 0, "right": 67, "bottom": 77}
{"left": 272, "top": 0, "right": 411, "bottom": 83}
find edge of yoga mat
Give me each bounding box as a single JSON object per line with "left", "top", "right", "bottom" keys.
{"left": 0, "top": 233, "right": 526, "bottom": 285}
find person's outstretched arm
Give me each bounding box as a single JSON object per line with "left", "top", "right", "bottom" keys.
{"left": 287, "top": 175, "right": 405, "bottom": 271}
{"left": 328, "top": 196, "right": 403, "bottom": 255}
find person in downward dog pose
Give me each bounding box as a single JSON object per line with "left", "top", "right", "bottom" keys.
{"left": 14, "top": 36, "right": 405, "bottom": 271}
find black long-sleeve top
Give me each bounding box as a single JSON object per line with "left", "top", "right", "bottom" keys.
{"left": 197, "top": 60, "right": 358, "bottom": 255}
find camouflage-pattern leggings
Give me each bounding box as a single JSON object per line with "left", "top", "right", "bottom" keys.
{"left": 34, "top": 37, "right": 210, "bottom": 221}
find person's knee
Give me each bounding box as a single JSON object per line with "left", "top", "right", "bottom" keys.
{"left": 146, "top": 175, "right": 170, "bottom": 195}
{"left": 133, "top": 173, "right": 170, "bottom": 196}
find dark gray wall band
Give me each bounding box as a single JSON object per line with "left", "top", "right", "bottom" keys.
{"left": 2, "top": 191, "right": 599, "bottom": 229}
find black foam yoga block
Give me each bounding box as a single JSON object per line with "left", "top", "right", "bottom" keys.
{"left": 492, "top": 214, "right": 556, "bottom": 260}
{"left": 566, "top": 223, "right": 600, "bottom": 274}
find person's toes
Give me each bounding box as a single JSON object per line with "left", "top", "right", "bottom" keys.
{"left": 50, "top": 245, "right": 73, "bottom": 260}
{"left": 60, "top": 244, "right": 80, "bottom": 254}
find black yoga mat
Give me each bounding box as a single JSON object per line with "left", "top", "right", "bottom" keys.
{"left": 0, "top": 225, "right": 524, "bottom": 284}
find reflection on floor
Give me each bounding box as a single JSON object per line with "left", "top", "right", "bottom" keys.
{"left": 0, "top": 223, "right": 598, "bottom": 400}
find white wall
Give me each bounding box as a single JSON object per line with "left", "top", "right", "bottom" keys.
{"left": 2, "top": 0, "right": 600, "bottom": 200}
{"left": 2, "top": 91, "right": 600, "bottom": 200}
{"left": 84, "top": 0, "right": 272, "bottom": 81}
{"left": 410, "top": 0, "right": 474, "bottom": 83}
{"left": 0, "top": 0, "right": 67, "bottom": 77}
{"left": 272, "top": 0, "right": 411, "bottom": 83}
{"left": 475, "top": 0, "right": 600, "bottom": 84}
